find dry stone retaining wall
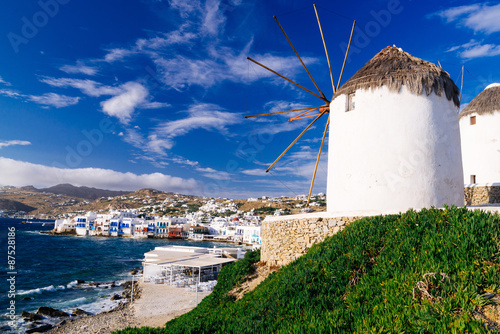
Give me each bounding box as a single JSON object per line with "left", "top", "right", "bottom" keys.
{"left": 261, "top": 215, "right": 361, "bottom": 267}
{"left": 465, "top": 185, "right": 500, "bottom": 205}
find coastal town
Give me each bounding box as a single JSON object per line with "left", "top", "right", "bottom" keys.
{"left": 0, "top": 184, "right": 326, "bottom": 246}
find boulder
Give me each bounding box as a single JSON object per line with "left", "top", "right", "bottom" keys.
{"left": 36, "top": 306, "right": 69, "bottom": 318}
{"left": 26, "top": 324, "right": 53, "bottom": 333}
{"left": 21, "top": 311, "right": 43, "bottom": 321}
{"left": 72, "top": 308, "right": 92, "bottom": 316}
{"left": 110, "top": 294, "right": 122, "bottom": 301}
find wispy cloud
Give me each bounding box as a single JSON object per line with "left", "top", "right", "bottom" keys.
{"left": 0, "top": 140, "right": 31, "bottom": 149}
{"left": 0, "top": 76, "right": 12, "bottom": 86}
{"left": 154, "top": 103, "right": 241, "bottom": 144}
{"left": 0, "top": 157, "right": 199, "bottom": 193}
{"left": 434, "top": 3, "right": 500, "bottom": 34}
{"left": 0, "top": 89, "right": 23, "bottom": 99}
{"left": 446, "top": 39, "right": 500, "bottom": 59}
{"left": 60, "top": 61, "right": 98, "bottom": 75}
{"left": 0, "top": 88, "right": 79, "bottom": 108}
{"left": 95, "top": 0, "right": 311, "bottom": 91}
{"left": 40, "top": 77, "right": 122, "bottom": 97}
{"left": 28, "top": 93, "right": 80, "bottom": 108}
{"left": 196, "top": 166, "right": 231, "bottom": 180}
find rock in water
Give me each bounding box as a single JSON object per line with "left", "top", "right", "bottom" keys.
{"left": 36, "top": 306, "right": 70, "bottom": 318}
{"left": 72, "top": 308, "right": 92, "bottom": 316}
{"left": 26, "top": 324, "right": 53, "bottom": 333}
{"left": 110, "top": 294, "right": 122, "bottom": 301}
{"left": 21, "top": 311, "right": 43, "bottom": 321}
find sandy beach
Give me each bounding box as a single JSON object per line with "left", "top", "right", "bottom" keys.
{"left": 46, "top": 281, "right": 211, "bottom": 334}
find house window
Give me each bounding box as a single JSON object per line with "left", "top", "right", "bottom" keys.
{"left": 470, "top": 175, "right": 476, "bottom": 184}
{"left": 470, "top": 116, "right": 476, "bottom": 125}
{"left": 346, "top": 93, "right": 355, "bottom": 112}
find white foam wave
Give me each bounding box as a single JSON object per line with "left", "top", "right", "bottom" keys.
{"left": 18, "top": 285, "right": 57, "bottom": 295}
{"left": 66, "top": 280, "right": 79, "bottom": 289}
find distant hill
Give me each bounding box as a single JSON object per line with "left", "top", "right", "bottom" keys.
{"left": 39, "top": 184, "right": 131, "bottom": 200}
{"left": 18, "top": 185, "right": 39, "bottom": 192}
{"left": 0, "top": 199, "right": 36, "bottom": 212}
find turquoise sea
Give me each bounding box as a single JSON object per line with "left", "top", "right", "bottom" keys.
{"left": 0, "top": 218, "right": 240, "bottom": 333}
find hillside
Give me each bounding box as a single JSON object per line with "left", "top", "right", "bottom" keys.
{"left": 117, "top": 207, "right": 500, "bottom": 333}
{"left": 39, "top": 184, "right": 131, "bottom": 200}
{"left": 0, "top": 184, "right": 325, "bottom": 218}
{"left": 0, "top": 198, "right": 36, "bottom": 212}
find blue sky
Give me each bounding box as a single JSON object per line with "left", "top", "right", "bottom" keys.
{"left": 0, "top": 0, "right": 498, "bottom": 199}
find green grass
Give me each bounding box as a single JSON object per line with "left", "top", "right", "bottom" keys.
{"left": 116, "top": 207, "right": 500, "bottom": 333}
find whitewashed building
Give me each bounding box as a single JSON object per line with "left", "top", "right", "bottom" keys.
{"left": 459, "top": 83, "right": 500, "bottom": 185}
{"left": 327, "top": 46, "right": 464, "bottom": 213}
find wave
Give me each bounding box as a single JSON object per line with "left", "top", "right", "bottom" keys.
{"left": 66, "top": 280, "right": 80, "bottom": 289}
{"left": 17, "top": 285, "right": 59, "bottom": 295}
{"left": 17, "top": 280, "right": 84, "bottom": 296}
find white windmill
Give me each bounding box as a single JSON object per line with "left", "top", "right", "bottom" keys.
{"left": 246, "top": 7, "right": 464, "bottom": 214}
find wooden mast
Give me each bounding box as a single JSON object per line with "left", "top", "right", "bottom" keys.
{"left": 306, "top": 17, "right": 356, "bottom": 206}
{"left": 274, "top": 15, "right": 326, "bottom": 100}
{"left": 247, "top": 57, "right": 329, "bottom": 103}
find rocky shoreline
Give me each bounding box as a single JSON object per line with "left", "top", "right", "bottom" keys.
{"left": 18, "top": 280, "right": 140, "bottom": 334}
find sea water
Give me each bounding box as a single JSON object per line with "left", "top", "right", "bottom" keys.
{"left": 0, "top": 218, "right": 241, "bottom": 332}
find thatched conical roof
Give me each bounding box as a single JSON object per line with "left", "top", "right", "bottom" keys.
{"left": 459, "top": 83, "right": 500, "bottom": 118}
{"left": 334, "top": 46, "right": 460, "bottom": 107}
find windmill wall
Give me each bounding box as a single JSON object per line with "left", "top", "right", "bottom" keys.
{"left": 326, "top": 85, "right": 464, "bottom": 213}
{"left": 459, "top": 112, "right": 500, "bottom": 188}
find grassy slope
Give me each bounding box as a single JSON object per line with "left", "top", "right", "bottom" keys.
{"left": 117, "top": 207, "right": 500, "bottom": 333}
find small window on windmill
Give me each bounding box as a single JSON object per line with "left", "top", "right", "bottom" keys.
{"left": 470, "top": 116, "right": 476, "bottom": 125}
{"left": 346, "top": 93, "right": 355, "bottom": 112}
{"left": 470, "top": 175, "right": 476, "bottom": 184}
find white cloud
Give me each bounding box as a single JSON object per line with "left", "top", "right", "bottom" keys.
{"left": 168, "top": 0, "right": 201, "bottom": 18}
{"left": 0, "top": 88, "right": 79, "bottom": 108}
{"left": 0, "top": 140, "right": 31, "bottom": 149}
{"left": 202, "top": 0, "right": 225, "bottom": 36}
{"left": 28, "top": 93, "right": 80, "bottom": 108}
{"left": 196, "top": 166, "right": 231, "bottom": 180}
{"left": 100, "top": 82, "right": 149, "bottom": 123}
{"left": 60, "top": 62, "right": 98, "bottom": 75}
{"left": 140, "top": 101, "right": 171, "bottom": 109}
{"left": 96, "top": 1, "right": 310, "bottom": 91}
{"left": 0, "top": 157, "right": 199, "bottom": 193}
{"left": 435, "top": 3, "right": 500, "bottom": 34}
{"left": 41, "top": 77, "right": 165, "bottom": 121}
{"left": 152, "top": 49, "right": 309, "bottom": 91}
{"left": 155, "top": 103, "right": 241, "bottom": 139}
{"left": 40, "top": 77, "right": 122, "bottom": 97}
{"left": 146, "top": 134, "right": 173, "bottom": 155}
{"left": 0, "top": 89, "right": 23, "bottom": 99}
{"left": 0, "top": 76, "right": 12, "bottom": 86}
{"left": 447, "top": 39, "right": 500, "bottom": 59}
{"left": 241, "top": 168, "right": 267, "bottom": 176}
{"left": 104, "top": 48, "right": 136, "bottom": 62}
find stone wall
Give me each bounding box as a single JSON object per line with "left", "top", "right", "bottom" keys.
{"left": 261, "top": 214, "right": 361, "bottom": 268}
{"left": 464, "top": 185, "right": 500, "bottom": 205}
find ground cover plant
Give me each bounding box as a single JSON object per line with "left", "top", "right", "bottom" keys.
{"left": 116, "top": 207, "right": 500, "bottom": 333}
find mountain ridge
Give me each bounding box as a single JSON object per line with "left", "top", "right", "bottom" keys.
{"left": 39, "top": 183, "right": 132, "bottom": 200}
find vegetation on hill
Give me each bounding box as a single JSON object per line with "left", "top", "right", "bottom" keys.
{"left": 116, "top": 207, "right": 500, "bottom": 333}
{"left": 0, "top": 198, "right": 36, "bottom": 212}
{"left": 39, "top": 183, "right": 131, "bottom": 200}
